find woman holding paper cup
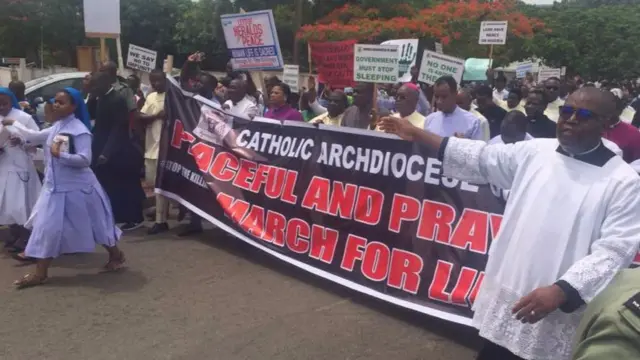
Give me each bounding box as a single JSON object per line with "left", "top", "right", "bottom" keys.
{"left": 0, "top": 88, "right": 42, "bottom": 253}
{"left": 2, "top": 87, "right": 125, "bottom": 289}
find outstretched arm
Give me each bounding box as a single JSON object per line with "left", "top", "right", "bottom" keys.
{"left": 378, "top": 116, "right": 528, "bottom": 188}
{"left": 4, "top": 119, "right": 53, "bottom": 145}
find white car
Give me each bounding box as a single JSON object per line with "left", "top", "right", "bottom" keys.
{"left": 25, "top": 72, "right": 89, "bottom": 125}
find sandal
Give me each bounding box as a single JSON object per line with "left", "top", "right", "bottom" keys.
{"left": 11, "top": 252, "right": 36, "bottom": 262}
{"left": 13, "top": 274, "right": 48, "bottom": 289}
{"left": 103, "top": 250, "right": 126, "bottom": 272}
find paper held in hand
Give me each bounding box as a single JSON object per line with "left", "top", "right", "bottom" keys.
{"left": 418, "top": 50, "right": 465, "bottom": 86}
{"left": 53, "top": 134, "right": 70, "bottom": 154}
{"left": 0, "top": 124, "right": 9, "bottom": 148}
{"left": 478, "top": 21, "right": 508, "bottom": 45}
{"left": 126, "top": 44, "right": 157, "bottom": 73}
{"left": 353, "top": 44, "right": 400, "bottom": 84}
{"left": 282, "top": 65, "right": 300, "bottom": 93}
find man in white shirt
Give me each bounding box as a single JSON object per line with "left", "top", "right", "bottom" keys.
{"left": 223, "top": 79, "right": 259, "bottom": 120}
{"left": 140, "top": 70, "right": 170, "bottom": 235}
{"left": 379, "top": 87, "right": 640, "bottom": 360}
{"left": 544, "top": 77, "right": 565, "bottom": 122}
{"left": 493, "top": 75, "right": 509, "bottom": 101}
{"left": 424, "top": 76, "right": 483, "bottom": 140}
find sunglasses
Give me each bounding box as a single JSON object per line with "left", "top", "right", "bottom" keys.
{"left": 559, "top": 105, "right": 596, "bottom": 120}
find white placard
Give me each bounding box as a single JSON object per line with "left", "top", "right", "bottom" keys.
{"left": 418, "top": 50, "right": 465, "bottom": 86}
{"left": 126, "top": 44, "right": 157, "bottom": 73}
{"left": 538, "top": 68, "right": 562, "bottom": 82}
{"left": 478, "top": 21, "right": 508, "bottom": 45}
{"left": 220, "top": 10, "right": 284, "bottom": 71}
{"left": 381, "top": 39, "right": 418, "bottom": 83}
{"left": 515, "top": 62, "right": 533, "bottom": 79}
{"left": 435, "top": 42, "right": 443, "bottom": 54}
{"left": 353, "top": 44, "right": 400, "bottom": 84}
{"left": 282, "top": 65, "right": 300, "bottom": 93}
{"left": 561, "top": 66, "right": 566, "bottom": 76}
{"left": 83, "top": 0, "right": 121, "bottom": 37}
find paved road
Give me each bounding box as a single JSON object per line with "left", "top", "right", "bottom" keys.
{"left": 0, "top": 223, "right": 480, "bottom": 360}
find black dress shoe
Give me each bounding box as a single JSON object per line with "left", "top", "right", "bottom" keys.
{"left": 147, "top": 222, "right": 169, "bottom": 235}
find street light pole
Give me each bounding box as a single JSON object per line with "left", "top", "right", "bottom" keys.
{"left": 40, "top": 1, "right": 44, "bottom": 69}
{"left": 292, "top": 0, "right": 302, "bottom": 65}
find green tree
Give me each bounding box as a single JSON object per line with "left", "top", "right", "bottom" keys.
{"left": 120, "top": 0, "right": 192, "bottom": 58}
{"left": 0, "top": 0, "right": 85, "bottom": 66}
{"left": 525, "top": 4, "right": 640, "bottom": 79}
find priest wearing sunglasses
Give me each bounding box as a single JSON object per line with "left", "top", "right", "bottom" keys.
{"left": 378, "top": 87, "right": 640, "bottom": 360}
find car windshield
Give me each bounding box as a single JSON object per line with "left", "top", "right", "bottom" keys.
{"left": 25, "top": 76, "right": 55, "bottom": 88}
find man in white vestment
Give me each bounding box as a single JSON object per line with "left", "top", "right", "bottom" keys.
{"left": 378, "top": 87, "right": 640, "bottom": 360}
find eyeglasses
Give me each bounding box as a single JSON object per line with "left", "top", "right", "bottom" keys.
{"left": 545, "top": 86, "right": 559, "bottom": 91}
{"left": 559, "top": 105, "right": 596, "bottom": 121}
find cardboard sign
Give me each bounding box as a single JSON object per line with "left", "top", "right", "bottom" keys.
{"left": 282, "top": 65, "right": 300, "bottom": 93}
{"left": 220, "top": 10, "right": 284, "bottom": 71}
{"left": 435, "top": 42, "right": 443, "bottom": 54}
{"left": 418, "top": 50, "right": 465, "bottom": 85}
{"left": 126, "top": 44, "right": 157, "bottom": 73}
{"left": 538, "top": 67, "right": 562, "bottom": 82}
{"left": 83, "top": 0, "right": 121, "bottom": 37}
{"left": 353, "top": 44, "right": 400, "bottom": 84}
{"left": 381, "top": 39, "right": 418, "bottom": 82}
{"left": 478, "top": 21, "right": 508, "bottom": 45}
{"left": 516, "top": 62, "right": 533, "bottom": 79}
{"left": 309, "top": 41, "right": 356, "bottom": 88}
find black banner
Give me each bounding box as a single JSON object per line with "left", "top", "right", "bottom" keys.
{"left": 157, "top": 78, "right": 509, "bottom": 325}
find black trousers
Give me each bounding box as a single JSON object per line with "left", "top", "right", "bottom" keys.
{"left": 476, "top": 341, "right": 525, "bottom": 360}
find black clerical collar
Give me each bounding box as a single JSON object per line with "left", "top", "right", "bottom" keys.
{"left": 556, "top": 142, "right": 615, "bottom": 167}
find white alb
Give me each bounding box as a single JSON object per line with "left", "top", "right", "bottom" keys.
{"left": 442, "top": 137, "right": 640, "bottom": 360}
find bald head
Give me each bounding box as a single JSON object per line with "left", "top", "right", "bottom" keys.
{"left": 456, "top": 89, "right": 473, "bottom": 111}
{"left": 567, "top": 87, "right": 616, "bottom": 122}
{"left": 228, "top": 78, "right": 247, "bottom": 103}
{"left": 558, "top": 87, "right": 614, "bottom": 154}
{"left": 395, "top": 84, "right": 419, "bottom": 117}
{"left": 501, "top": 110, "right": 528, "bottom": 144}
{"left": 101, "top": 61, "right": 117, "bottom": 74}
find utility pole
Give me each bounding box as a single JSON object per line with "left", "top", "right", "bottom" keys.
{"left": 292, "top": 0, "right": 302, "bottom": 65}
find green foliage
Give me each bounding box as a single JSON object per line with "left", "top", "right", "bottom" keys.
{"left": 1, "top": 0, "right": 639, "bottom": 78}
{"left": 524, "top": 3, "right": 640, "bottom": 79}
{"left": 0, "top": 0, "right": 85, "bottom": 65}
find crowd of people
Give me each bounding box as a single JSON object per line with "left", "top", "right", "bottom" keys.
{"left": 168, "top": 56, "right": 640, "bottom": 360}
{"left": 2, "top": 51, "right": 640, "bottom": 359}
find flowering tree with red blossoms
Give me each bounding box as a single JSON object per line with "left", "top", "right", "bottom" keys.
{"left": 297, "top": 0, "right": 546, "bottom": 64}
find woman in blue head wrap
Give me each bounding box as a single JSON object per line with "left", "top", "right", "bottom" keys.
{"left": 0, "top": 87, "right": 42, "bottom": 254}
{"left": 61, "top": 87, "right": 92, "bottom": 130}
{"left": 2, "top": 88, "right": 125, "bottom": 289}
{"left": 0, "top": 87, "right": 20, "bottom": 112}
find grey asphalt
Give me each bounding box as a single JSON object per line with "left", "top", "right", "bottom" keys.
{"left": 0, "top": 224, "right": 480, "bottom": 360}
